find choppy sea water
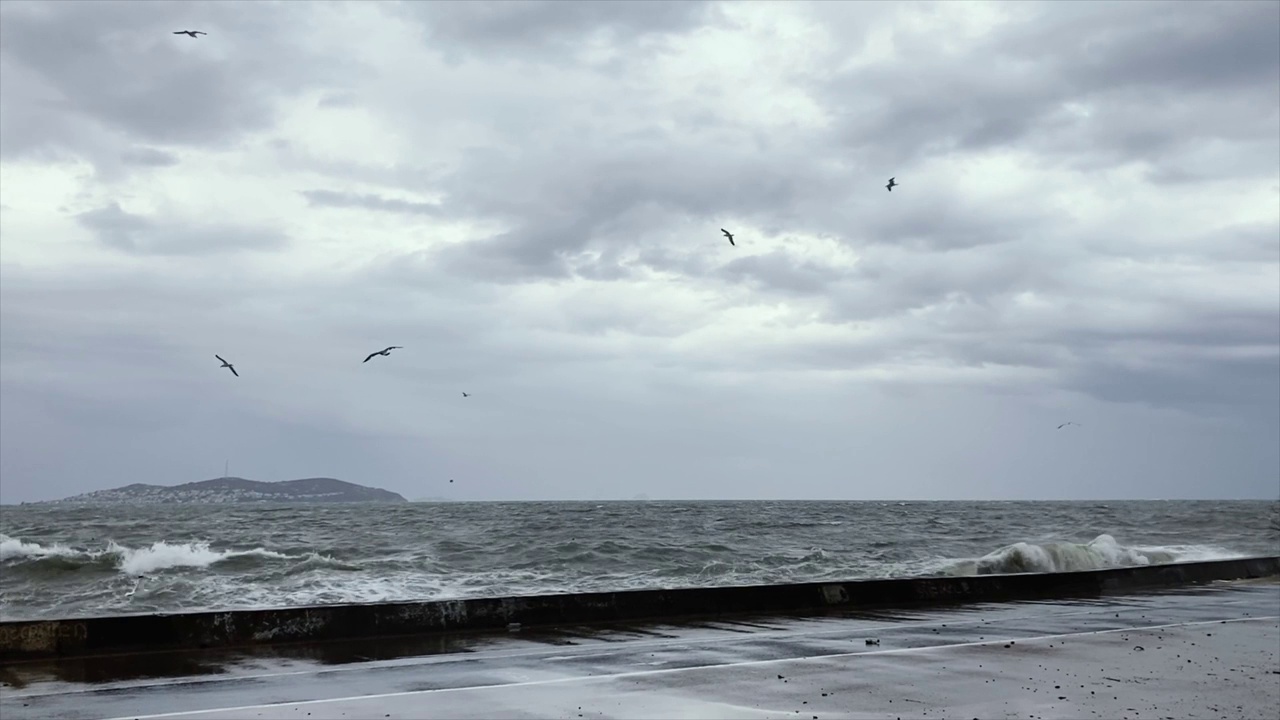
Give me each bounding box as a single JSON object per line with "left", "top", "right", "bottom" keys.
{"left": 2, "top": 500, "right": 1277, "bottom": 621}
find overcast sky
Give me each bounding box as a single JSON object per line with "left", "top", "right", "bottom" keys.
{"left": 1, "top": 0, "right": 1277, "bottom": 504}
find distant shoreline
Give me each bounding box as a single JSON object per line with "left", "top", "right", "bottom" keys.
{"left": 6, "top": 496, "right": 1277, "bottom": 507}
{"left": 26, "top": 477, "right": 407, "bottom": 505}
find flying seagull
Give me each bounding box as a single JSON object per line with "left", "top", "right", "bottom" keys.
{"left": 1057, "top": 422, "right": 1081, "bottom": 429}
{"left": 363, "top": 346, "right": 403, "bottom": 363}
{"left": 215, "top": 355, "right": 238, "bottom": 377}
{"left": 173, "top": 30, "right": 207, "bottom": 37}
{"left": 721, "top": 228, "right": 735, "bottom": 246}
{"left": 462, "top": 392, "right": 471, "bottom": 397}
{"left": 885, "top": 177, "right": 897, "bottom": 192}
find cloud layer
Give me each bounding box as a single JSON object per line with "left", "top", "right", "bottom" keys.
{"left": 2, "top": 0, "right": 1277, "bottom": 503}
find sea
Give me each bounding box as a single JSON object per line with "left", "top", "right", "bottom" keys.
{"left": 1, "top": 500, "right": 1278, "bottom": 622}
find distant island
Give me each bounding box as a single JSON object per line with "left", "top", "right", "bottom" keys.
{"left": 42, "top": 477, "right": 408, "bottom": 505}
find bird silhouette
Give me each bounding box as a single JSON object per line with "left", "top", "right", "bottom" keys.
{"left": 1057, "top": 422, "right": 1081, "bottom": 429}
{"left": 885, "top": 177, "right": 897, "bottom": 192}
{"left": 721, "top": 228, "right": 735, "bottom": 246}
{"left": 363, "top": 346, "right": 403, "bottom": 363}
{"left": 215, "top": 355, "right": 238, "bottom": 377}
{"left": 462, "top": 392, "right": 470, "bottom": 397}
{"left": 174, "top": 30, "right": 207, "bottom": 38}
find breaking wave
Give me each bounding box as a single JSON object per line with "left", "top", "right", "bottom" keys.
{"left": 3, "top": 531, "right": 1243, "bottom": 587}
{"left": 3, "top": 498, "right": 1273, "bottom": 620}
{"left": 946, "top": 533, "right": 1244, "bottom": 576}
{"left": 0, "top": 534, "right": 339, "bottom": 576}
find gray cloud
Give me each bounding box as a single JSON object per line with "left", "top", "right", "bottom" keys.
{"left": 860, "top": 194, "right": 1050, "bottom": 253}
{"left": 716, "top": 250, "right": 847, "bottom": 296}
{"left": 1216, "top": 223, "right": 1280, "bottom": 264}
{"left": 425, "top": 141, "right": 837, "bottom": 283}
{"left": 0, "top": 1, "right": 1276, "bottom": 503}
{"left": 1066, "top": 352, "right": 1280, "bottom": 423}
{"left": 301, "top": 190, "right": 442, "bottom": 217}
{"left": 820, "top": 1, "right": 1279, "bottom": 173}
{"left": 76, "top": 202, "right": 288, "bottom": 255}
{"left": 120, "top": 146, "right": 180, "bottom": 167}
{"left": 317, "top": 91, "right": 360, "bottom": 109}
{"left": 406, "top": 3, "right": 1279, "bottom": 285}
{"left": 1010, "top": 2, "right": 1279, "bottom": 94}
{"left": 401, "top": 1, "right": 722, "bottom": 62}
{"left": 0, "top": 0, "right": 365, "bottom": 170}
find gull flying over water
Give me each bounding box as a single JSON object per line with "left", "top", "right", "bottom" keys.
{"left": 885, "top": 177, "right": 897, "bottom": 192}
{"left": 215, "top": 355, "right": 238, "bottom": 377}
{"left": 363, "top": 346, "right": 403, "bottom": 363}
{"left": 174, "top": 30, "right": 207, "bottom": 38}
{"left": 1057, "top": 422, "right": 1081, "bottom": 429}
{"left": 721, "top": 228, "right": 735, "bottom": 246}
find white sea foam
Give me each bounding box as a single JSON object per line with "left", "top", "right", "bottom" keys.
{"left": 0, "top": 534, "right": 316, "bottom": 575}
{"left": 0, "top": 534, "right": 79, "bottom": 561}
{"left": 949, "top": 533, "right": 1245, "bottom": 576}
{"left": 112, "top": 541, "right": 293, "bottom": 575}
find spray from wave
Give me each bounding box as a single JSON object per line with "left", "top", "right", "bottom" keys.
{"left": 944, "top": 534, "right": 1245, "bottom": 576}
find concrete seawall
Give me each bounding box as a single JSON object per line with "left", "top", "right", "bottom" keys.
{"left": 2, "top": 555, "right": 1277, "bottom": 662}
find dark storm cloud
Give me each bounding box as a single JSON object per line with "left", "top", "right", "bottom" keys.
{"left": 820, "top": 1, "right": 1279, "bottom": 172}
{"left": 0, "top": 0, "right": 364, "bottom": 166}
{"left": 76, "top": 202, "right": 288, "bottom": 255}
{"left": 301, "top": 190, "right": 442, "bottom": 217}
{"left": 1, "top": 1, "right": 1276, "bottom": 503}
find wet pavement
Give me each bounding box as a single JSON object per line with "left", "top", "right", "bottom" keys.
{"left": 1, "top": 580, "right": 1277, "bottom": 720}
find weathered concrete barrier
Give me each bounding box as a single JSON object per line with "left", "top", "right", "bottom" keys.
{"left": 2, "top": 555, "right": 1276, "bottom": 662}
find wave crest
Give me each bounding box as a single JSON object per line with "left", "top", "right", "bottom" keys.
{"left": 949, "top": 534, "right": 1243, "bottom": 576}
{"left": 1, "top": 535, "right": 79, "bottom": 562}
{"left": 0, "top": 534, "right": 341, "bottom": 576}
{"left": 113, "top": 541, "right": 291, "bottom": 575}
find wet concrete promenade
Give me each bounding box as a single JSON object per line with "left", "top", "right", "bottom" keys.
{"left": 2, "top": 580, "right": 1277, "bottom": 720}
